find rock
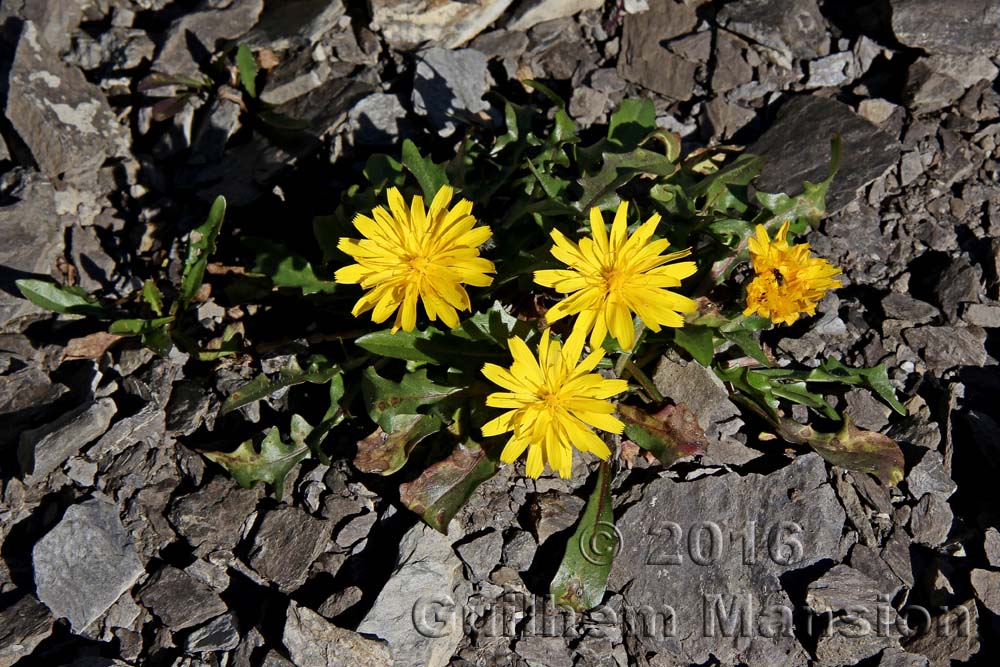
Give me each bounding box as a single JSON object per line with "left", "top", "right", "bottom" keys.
{"left": 0, "top": 595, "right": 53, "bottom": 667}
{"left": 805, "top": 52, "right": 855, "bottom": 89}
{"left": 890, "top": 0, "right": 1000, "bottom": 56}
{"left": 903, "top": 326, "right": 987, "bottom": 374}
{"left": 569, "top": 87, "right": 608, "bottom": 127}
{"left": 165, "top": 380, "right": 214, "bottom": 436}
{"left": 652, "top": 356, "right": 741, "bottom": 439}
{"left": 609, "top": 454, "right": 845, "bottom": 665}
{"left": 248, "top": 504, "right": 331, "bottom": 592}
{"left": 334, "top": 510, "right": 376, "bottom": 549}
{"left": 904, "top": 59, "right": 967, "bottom": 113}
{"left": 412, "top": 47, "right": 490, "bottom": 137}
{"left": 963, "top": 303, "right": 1000, "bottom": 328}
{"left": 878, "top": 650, "right": 930, "bottom": 667}
{"left": 153, "top": 0, "right": 264, "bottom": 75}
{"left": 909, "top": 494, "right": 953, "bottom": 546}
{"left": 904, "top": 599, "right": 980, "bottom": 666}
{"left": 168, "top": 476, "right": 261, "bottom": 554}
{"left": 137, "top": 566, "right": 227, "bottom": 630}
{"left": 33, "top": 499, "right": 144, "bottom": 631}
{"left": 284, "top": 601, "right": 391, "bottom": 667}
{"left": 806, "top": 564, "right": 890, "bottom": 613}
{"left": 924, "top": 55, "right": 999, "bottom": 90}
{"left": 185, "top": 612, "right": 241, "bottom": 653}
{"left": 88, "top": 403, "right": 166, "bottom": 462}
{"left": 189, "top": 94, "right": 241, "bottom": 165}
{"left": 502, "top": 530, "right": 537, "bottom": 571}
{"left": 317, "top": 586, "right": 363, "bottom": 620}
{"left": 712, "top": 31, "right": 754, "bottom": 92}
{"left": 18, "top": 397, "right": 116, "bottom": 481}
{"left": 346, "top": 93, "right": 411, "bottom": 145}
{"left": 514, "top": 635, "right": 573, "bottom": 667}
{"left": 704, "top": 96, "right": 757, "bottom": 140}
{"left": 245, "top": 0, "right": 348, "bottom": 52}
{"left": 717, "top": 0, "right": 827, "bottom": 69}
{"left": 371, "top": 0, "right": 515, "bottom": 50}
{"left": 882, "top": 293, "right": 939, "bottom": 324}
{"left": 970, "top": 569, "right": 1000, "bottom": 615}
{"left": 849, "top": 544, "right": 905, "bottom": 601}
{"left": 984, "top": 528, "right": 1000, "bottom": 567}
{"left": 455, "top": 529, "right": 504, "bottom": 580}
{"left": 5, "top": 21, "right": 128, "bottom": 183}
{"left": 750, "top": 95, "right": 902, "bottom": 214}
{"left": 358, "top": 523, "right": 470, "bottom": 667}
{"left": 508, "top": 0, "right": 602, "bottom": 31}
{"left": 858, "top": 98, "right": 901, "bottom": 126}
{"left": 527, "top": 490, "right": 585, "bottom": 544}
{"left": 908, "top": 451, "right": 957, "bottom": 500}
{"left": 845, "top": 388, "right": 892, "bottom": 432}
{"left": 618, "top": 1, "right": 699, "bottom": 99}
{"left": 934, "top": 258, "right": 982, "bottom": 320}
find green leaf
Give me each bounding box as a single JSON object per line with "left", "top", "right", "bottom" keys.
{"left": 550, "top": 463, "right": 616, "bottom": 612}
{"left": 236, "top": 44, "right": 258, "bottom": 97}
{"left": 399, "top": 439, "right": 499, "bottom": 533}
{"left": 142, "top": 280, "right": 165, "bottom": 316}
{"left": 109, "top": 316, "right": 175, "bottom": 335}
{"left": 354, "top": 413, "right": 443, "bottom": 476}
{"left": 361, "top": 368, "right": 463, "bottom": 431}
{"left": 364, "top": 154, "right": 405, "bottom": 189}
{"left": 619, "top": 403, "right": 708, "bottom": 466}
{"left": 179, "top": 196, "right": 227, "bottom": 311}
{"left": 575, "top": 148, "right": 676, "bottom": 212}
{"left": 202, "top": 415, "right": 313, "bottom": 496}
{"left": 222, "top": 356, "right": 340, "bottom": 415}
{"left": 719, "top": 328, "right": 772, "bottom": 366}
{"left": 244, "top": 238, "right": 337, "bottom": 295}
{"left": 607, "top": 98, "right": 656, "bottom": 150}
{"left": 401, "top": 139, "right": 448, "bottom": 201}
{"left": 191, "top": 323, "right": 244, "bottom": 361}
{"left": 15, "top": 279, "right": 106, "bottom": 318}
{"left": 141, "top": 329, "right": 174, "bottom": 356}
{"left": 808, "top": 358, "right": 906, "bottom": 416}
{"left": 673, "top": 325, "right": 715, "bottom": 366}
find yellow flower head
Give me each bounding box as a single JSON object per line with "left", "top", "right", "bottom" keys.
{"left": 534, "top": 202, "right": 697, "bottom": 351}
{"left": 481, "top": 328, "right": 628, "bottom": 478}
{"left": 335, "top": 186, "right": 495, "bottom": 332}
{"left": 743, "top": 221, "right": 842, "bottom": 325}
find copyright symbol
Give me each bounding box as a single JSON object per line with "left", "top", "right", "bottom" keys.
{"left": 579, "top": 521, "right": 623, "bottom": 565}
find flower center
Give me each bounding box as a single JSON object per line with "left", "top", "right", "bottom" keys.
{"left": 602, "top": 267, "right": 627, "bottom": 293}
{"left": 408, "top": 255, "right": 430, "bottom": 273}
{"left": 539, "top": 390, "right": 563, "bottom": 410}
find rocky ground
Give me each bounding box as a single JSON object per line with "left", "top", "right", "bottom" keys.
{"left": 1, "top": 0, "right": 999, "bottom": 666}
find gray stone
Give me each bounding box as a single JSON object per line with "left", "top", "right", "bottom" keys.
{"left": 878, "top": 650, "right": 931, "bottom": 667}
{"left": 5, "top": 21, "right": 128, "bottom": 183}
{"left": 712, "top": 31, "right": 754, "bottom": 92}
{"left": 908, "top": 451, "right": 956, "bottom": 500}
{"left": 33, "top": 499, "right": 144, "bottom": 631}
{"left": 0, "top": 595, "right": 53, "bottom": 667}
{"left": 652, "top": 356, "right": 741, "bottom": 439}
{"left": 984, "top": 527, "right": 1000, "bottom": 567}
{"left": 806, "top": 564, "right": 890, "bottom": 613}
{"left": 185, "top": 612, "right": 240, "bottom": 653}
{"left": 924, "top": 55, "right": 999, "bottom": 90}
{"left": 88, "top": 403, "right": 166, "bottom": 462}
{"left": 963, "top": 303, "right": 1000, "bottom": 328}
{"left": 165, "top": 380, "right": 214, "bottom": 436}
{"left": 515, "top": 635, "right": 573, "bottom": 667}
{"left": 154, "top": 0, "right": 264, "bottom": 75}
{"left": 934, "top": 258, "right": 982, "bottom": 320}
{"left": 849, "top": 543, "right": 905, "bottom": 601}
{"left": 717, "top": 0, "right": 827, "bottom": 68}
{"left": 189, "top": 93, "right": 241, "bottom": 165}
{"left": 508, "top": 0, "right": 602, "bottom": 31}
{"left": 618, "top": 1, "right": 699, "bottom": 100}
{"left": 527, "top": 490, "right": 585, "bottom": 544}
{"left": 904, "top": 59, "right": 967, "bottom": 113}
{"left": 168, "top": 476, "right": 261, "bottom": 553}
{"left": 245, "top": 0, "right": 347, "bottom": 52}
{"left": 346, "top": 93, "right": 411, "bottom": 145}
{"left": 909, "top": 494, "right": 953, "bottom": 546}
{"left": 0, "top": 360, "right": 66, "bottom": 420}
{"left": 881, "top": 526, "right": 914, "bottom": 588}
{"left": 284, "top": 601, "right": 390, "bottom": 667}
{"left": 845, "top": 388, "right": 892, "bottom": 431}
{"left": 317, "top": 586, "right": 363, "bottom": 620}
{"left": 569, "top": 87, "right": 608, "bottom": 126}
{"left": 704, "top": 96, "right": 757, "bottom": 140}
{"left": 890, "top": 0, "right": 1000, "bottom": 56}
{"left": 858, "top": 98, "right": 901, "bottom": 126}
{"left": 137, "top": 566, "right": 227, "bottom": 630}
{"left": 903, "top": 326, "right": 987, "bottom": 374}
{"left": 372, "top": 0, "right": 515, "bottom": 50}
{"left": 334, "top": 511, "right": 376, "bottom": 549}
{"left": 18, "top": 397, "right": 116, "bottom": 481}
{"left": 503, "top": 530, "right": 538, "bottom": 572}
{"left": 814, "top": 631, "right": 898, "bottom": 666}
{"left": 805, "top": 52, "right": 855, "bottom": 89}
{"left": 248, "top": 505, "right": 331, "bottom": 592}
{"left": 358, "top": 523, "right": 470, "bottom": 667}
{"left": 970, "top": 568, "right": 1000, "bottom": 615}
{"left": 903, "top": 599, "right": 980, "bottom": 666}
{"left": 609, "top": 454, "right": 844, "bottom": 665}
{"left": 455, "top": 529, "right": 503, "bottom": 580}
{"left": 412, "top": 47, "right": 490, "bottom": 137}
{"left": 750, "top": 96, "right": 902, "bottom": 214}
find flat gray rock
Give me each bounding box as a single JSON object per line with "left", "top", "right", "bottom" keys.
{"left": 153, "top": 0, "right": 264, "bottom": 74}
{"left": 137, "top": 566, "right": 227, "bottom": 630}
{"left": 717, "top": 0, "right": 827, "bottom": 68}
{"left": 412, "top": 47, "right": 490, "bottom": 137}
{"left": 750, "top": 95, "right": 902, "bottom": 214}
{"left": 248, "top": 504, "right": 331, "bottom": 592}
{"left": 617, "top": 1, "right": 699, "bottom": 99}
{"left": 0, "top": 595, "right": 53, "bottom": 667}
{"left": 18, "top": 398, "right": 116, "bottom": 481}
{"left": 609, "top": 454, "right": 845, "bottom": 665}
{"left": 284, "top": 601, "right": 390, "bottom": 667}
{"left": 890, "top": 0, "right": 1000, "bottom": 56}
{"left": 168, "top": 476, "right": 261, "bottom": 554}
{"left": 907, "top": 450, "right": 957, "bottom": 500}
{"left": 970, "top": 568, "right": 1000, "bottom": 616}
{"left": 903, "top": 599, "right": 980, "bottom": 666}
{"left": 185, "top": 612, "right": 241, "bottom": 653}
{"left": 372, "top": 0, "right": 515, "bottom": 50}
{"left": 32, "top": 499, "right": 144, "bottom": 632}
{"left": 358, "top": 523, "right": 470, "bottom": 667}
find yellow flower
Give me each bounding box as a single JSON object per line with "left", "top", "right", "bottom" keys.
{"left": 743, "top": 220, "right": 842, "bottom": 325}
{"left": 335, "top": 186, "right": 495, "bottom": 332}
{"left": 481, "top": 328, "right": 629, "bottom": 479}
{"left": 534, "top": 202, "right": 697, "bottom": 351}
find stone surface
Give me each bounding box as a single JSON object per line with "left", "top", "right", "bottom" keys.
{"left": 527, "top": 490, "right": 585, "bottom": 544}
{"left": 412, "top": 47, "right": 490, "bottom": 136}
{"left": 248, "top": 504, "right": 331, "bottom": 592}
{"left": 455, "top": 529, "right": 504, "bottom": 581}
{"left": 32, "top": 499, "right": 144, "bottom": 631}
{"left": 185, "top": 612, "right": 241, "bottom": 653}
{"left": 806, "top": 564, "right": 889, "bottom": 613}
{"left": 610, "top": 454, "right": 845, "bottom": 665}
{"left": 970, "top": 568, "right": 1000, "bottom": 615}
{"left": 18, "top": 397, "right": 116, "bottom": 481}
{"left": 882, "top": 293, "right": 939, "bottom": 324}
{"left": 890, "top": 0, "right": 1000, "bottom": 56}
{"left": 0, "top": 595, "right": 53, "bottom": 667}
{"left": 371, "top": 0, "right": 515, "bottom": 50}
{"left": 137, "top": 566, "right": 227, "bottom": 630}
{"left": 903, "top": 599, "right": 980, "bottom": 666}
{"left": 984, "top": 528, "right": 1000, "bottom": 567}
{"left": 618, "top": 1, "right": 699, "bottom": 99}
{"left": 168, "top": 476, "right": 261, "bottom": 553}
{"left": 508, "top": 0, "right": 603, "bottom": 31}
{"left": 717, "top": 0, "right": 827, "bottom": 68}
{"left": 907, "top": 451, "right": 956, "bottom": 500}
{"left": 346, "top": 93, "right": 411, "bottom": 145}
{"left": 153, "top": 0, "right": 264, "bottom": 74}
{"left": 5, "top": 21, "right": 128, "bottom": 183}
{"left": 750, "top": 95, "right": 902, "bottom": 213}
{"left": 284, "top": 601, "right": 391, "bottom": 667}
{"left": 903, "top": 326, "right": 987, "bottom": 373}
{"left": 358, "top": 523, "right": 470, "bottom": 667}
{"left": 909, "top": 493, "right": 953, "bottom": 546}
{"left": 652, "top": 356, "right": 741, "bottom": 438}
